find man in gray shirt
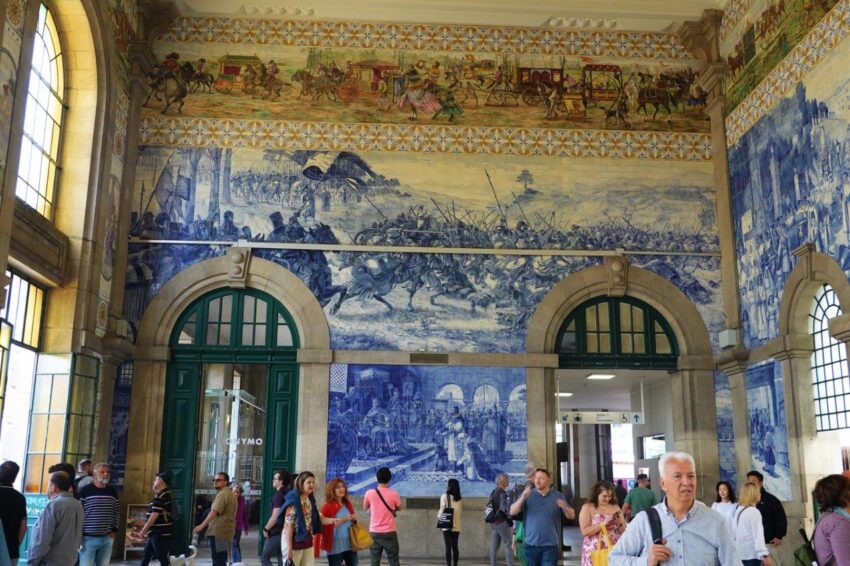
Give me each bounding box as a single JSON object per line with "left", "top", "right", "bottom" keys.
{"left": 609, "top": 451, "right": 740, "bottom": 566}
{"left": 509, "top": 468, "right": 575, "bottom": 566}
{"left": 27, "top": 472, "right": 83, "bottom": 565}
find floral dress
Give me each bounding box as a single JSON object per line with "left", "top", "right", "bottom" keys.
{"left": 581, "top": 511, "right": 622, "bottom": 566}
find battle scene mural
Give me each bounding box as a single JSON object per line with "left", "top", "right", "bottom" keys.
{"left": 729, "top": 33, "right": 850, "bottom": 347}
{"left": 124, "top": 147, "right": 723, "bottom": 352}
{"left": 142, "top": 43, "right": 709, "bottom": 132}
{"left": 326, "top": 363, "right": 527, "bottom": 496}
{"left": 746, "top": 360, "right": 791, "bottom": 500}
{"left": 721, "top": 0, "right": 842, "bottom": 113}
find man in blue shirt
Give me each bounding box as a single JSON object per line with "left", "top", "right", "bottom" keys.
{"left": 609, "top": 451, "right": 740, "bottom": 566}
{"left": 509, "top": 468, "right": 575, "bottom": 566}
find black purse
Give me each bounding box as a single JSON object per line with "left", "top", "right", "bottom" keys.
{"left": 436, "top": 495, "right": 454, "bottom": 530}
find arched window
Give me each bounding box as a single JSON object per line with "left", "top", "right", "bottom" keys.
{"left": 16, "top": 3, "right": 64, "bottom": 219}
{"left": 556, "top": 296, "right": 678, "bottom": 369}
{"left": 809, "top": 284, "right": 850, "bottom": 431}
{"left": 170, "top": 288, "right": 299, "bottom": 359}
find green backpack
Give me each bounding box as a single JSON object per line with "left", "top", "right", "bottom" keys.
{"left": 793, "top": 527, "right": 819, "bottom": 566}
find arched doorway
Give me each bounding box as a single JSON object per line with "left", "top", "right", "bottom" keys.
{"left": 160, "top": 287, "right": 300, "bottom": 553}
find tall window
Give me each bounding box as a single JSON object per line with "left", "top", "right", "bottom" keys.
{"left": 810, "top": 284, "right": 850, "bottom": 431}
{"left": 16, "top": 3, "right": 64, "bottom": 219}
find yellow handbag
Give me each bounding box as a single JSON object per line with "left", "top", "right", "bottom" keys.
{"left": 349, "top": 520, "right": 373, "bottom": 551}
{"left": 590, "top": 522, "right": 612, "bottom": 566}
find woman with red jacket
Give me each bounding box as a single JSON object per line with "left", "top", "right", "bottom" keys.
{"left": 320, "top": 478, "right": 359, "bottom": 566}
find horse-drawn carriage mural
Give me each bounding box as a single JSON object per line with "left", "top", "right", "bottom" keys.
{"left": 140, "top": 43, "right": 710, "bottom": 132}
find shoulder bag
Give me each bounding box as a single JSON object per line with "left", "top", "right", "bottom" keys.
{"left": 437, "top": 495, "right": 455, "bottom": 530}
{"left": 349, "top": 519, "right": 373, "bottom": 551}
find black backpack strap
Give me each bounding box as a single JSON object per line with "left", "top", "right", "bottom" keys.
{"left": 646, "top": 507, "right": 663, "bottom": 544}
{"left": 375, "top": 487, "right": 397, "bottom": 516}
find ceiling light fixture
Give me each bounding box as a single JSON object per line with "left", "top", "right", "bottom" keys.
{"left": 587, "top": 374, "right": 615, "bottom": 380}
{"left": 555, "top": 392, "right": 574, "bottom": 397}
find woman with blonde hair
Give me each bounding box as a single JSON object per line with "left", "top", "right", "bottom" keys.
{"left": 733, "top": 482, "right": 771, "bottom": 566}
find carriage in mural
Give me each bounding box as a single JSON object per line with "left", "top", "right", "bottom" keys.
{"left": 581, "top": 63, "right": 623, "bottom": 107}
{"left": 212, "top": 54, "right": 264, "bottom": 94}
{"left": 335, "top": 60, "right": 400, "bottom": 104}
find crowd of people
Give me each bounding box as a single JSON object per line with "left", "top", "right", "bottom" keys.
{"left": 2, "top": 452, "right": 850, "bottom": 565}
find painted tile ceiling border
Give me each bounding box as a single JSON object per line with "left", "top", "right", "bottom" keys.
{"left": 138, "top": 117, "right": 713, "bottom": 161}
{"left": 4, "top": 0, "right": 25, "bottom": 35}
{"left": 158, "top": 17, "right": 694, "bottom": 60}
{"left": 719, "top": 0, "right": 756, "bottom": 42}
{"left": 725, "top": 0, "right": 849, "bottom": 146}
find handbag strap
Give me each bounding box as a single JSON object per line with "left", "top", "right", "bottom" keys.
{"left": 445, "top": 494, "right": 452, "bottom": 509}
{"left": 375, "top": 487, "right": 396, "bottom": 515}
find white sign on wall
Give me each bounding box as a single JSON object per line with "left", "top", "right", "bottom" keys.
{"left": 560, "top": 411, "right": 644, "bottom": 425}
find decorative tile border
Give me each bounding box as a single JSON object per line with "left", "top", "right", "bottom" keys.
{"left": 113, "top": 90, "right": 129, "bottom": 163}
{"left": 139, "top": 117, "right": 713, "bottom": 161}
{"left": 720, "top": 0, "right": 757, "bottom": 42}
{"left": 725, "top": 0, "right": 850, "bottom": 146}
{"left": 159, "top": 17, "right": 693, "bottom": 60}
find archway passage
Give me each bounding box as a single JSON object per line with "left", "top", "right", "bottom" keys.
{"left": 161, "top": 288, "right": 300, "bottom": 554}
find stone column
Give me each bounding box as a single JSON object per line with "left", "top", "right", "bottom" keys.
{"left": 295, "top": 350, "right": 332, "bottom": 485}
{"left": 526, "top": 366, "right": 557, "bottom": 471}
{"left": 679, "top": 11, "right": 743, "bottom": 342}
{"left": 670, "top": 354, "right": 720, "bottom": 502}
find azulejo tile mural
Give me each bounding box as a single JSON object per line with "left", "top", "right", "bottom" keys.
{"left": 729, "top": 31, "right": 850, "bottom": 347}
{"left": 724, "top": 0, "right": 849, "bottom": 128}
{"left": 142, "top": 44, "right": 709, "bottom": 132}
{"left": 123, "top": 147, "right": 723, "bottom": 352}
{"left": 138, "top": 119, "right": 713, "bottom": 161}
{"left": 746, "top": 360, "right": 791, "bottom": 500}
{"left": 715, "top": 371, "right": 737, "bottom": 486}
{"left": 326, "top": 363, "right": 527, "bottom": 496}
{"left": 160, "top": 18, "right": 692, "bottom": 60}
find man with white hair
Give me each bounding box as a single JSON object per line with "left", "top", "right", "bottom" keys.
{"left": 609, "top": 451, "right": 740, "bottom": 565}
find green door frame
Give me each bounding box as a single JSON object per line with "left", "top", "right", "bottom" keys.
{"left": 159, "top": 288, "right": 300, "bottom": 554}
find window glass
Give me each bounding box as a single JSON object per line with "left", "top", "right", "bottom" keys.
{"left": 809, "top": 284, "right": 850, "bottom": 432}
{"left": 15, "top": 4, "right": 64, "bottom": 219}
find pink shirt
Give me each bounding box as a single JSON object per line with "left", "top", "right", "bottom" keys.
{"left": 363, "top": 486, "right": 401, "bottom": 533}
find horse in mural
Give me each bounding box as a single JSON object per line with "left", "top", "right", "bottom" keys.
{"left": 634, "top": 86, "right": 675, "bottom": 121}
{"left": 292, "top": 69, "right": 341, "bottom": 102}
{"left": 179, "top": 61, "right": 213, "bottom": 93}
{"left": 143, "top": 70, "right": 188, "bottom": 114}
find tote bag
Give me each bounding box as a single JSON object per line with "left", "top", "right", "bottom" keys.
{"left": 349, "top": 520, "right": 373, "bottom": 551}
{"left": 590, "top": 523, "right": 612, "bottom": 566}
{"left": 437, "top": 496, "right": 454, "bottom": 530}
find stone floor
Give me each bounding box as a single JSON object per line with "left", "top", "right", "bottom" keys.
{"left": 113, "top": 528, "right": 584, "bottom": 565}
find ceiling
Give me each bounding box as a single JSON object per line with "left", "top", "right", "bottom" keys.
{"left": 175, "top": 0, "right": 728, "bottom": 32}
{"left": 555, "top": 368, "right": 670, "bottom": 411}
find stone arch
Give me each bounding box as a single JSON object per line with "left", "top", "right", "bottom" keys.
{"left": 778, "top": 246, "right": 850, "bottom": 337}
{"left": 135, "top": 252, "right": 330, "bottom": 352}
{"left": 125, "top": 251, "right": 330, "bottom": 508}
{"left": 524, "top": 260, "right": 717, "bottom": 500}
{"left": 527, "top": 262, "right": 712, "bottom": 357}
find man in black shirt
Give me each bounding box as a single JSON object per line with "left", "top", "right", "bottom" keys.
{"left": 261, "top": 468, "right": 292, "bottom": 566}
{"left": 747, "top": 470, "right": 787, "bottom": 565}
{"left": 0, "top": 461, "right": 27, "bottom": 565}
{"left": 139, "top": 472, "right": 174, "bottom": 565}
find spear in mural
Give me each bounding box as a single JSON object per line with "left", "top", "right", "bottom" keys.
{"left": 485, "top": 170, "right": 508, "bottom": 226}
{"left": 511, "top": 191, "right": 532, "bottom": 226}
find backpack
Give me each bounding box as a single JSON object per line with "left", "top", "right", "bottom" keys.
{"left": 508, "top": 482, "right": 525, "bottom": 521}
{"left": 646, "top": 507, "right": 663, "bottom": 544}
{"left": 793, "top": 527, "right": 820, "bottom": 566}
{"left": 483, "top": 497, "right": 500, "bottom": 523}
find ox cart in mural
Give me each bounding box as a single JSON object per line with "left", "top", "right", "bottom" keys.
{"left": 212, "top": 54, "right": 264, "bottom": 94}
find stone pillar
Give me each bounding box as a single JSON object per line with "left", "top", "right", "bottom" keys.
{"left": 295, "top": 349, "right": 332, "bottom": 485}
{"left": 670, "top": 354, "right": 720, "bottom": 502}
{"left": 716, "top": 347, "right": 752, "bottom": 483}
{"left": 526, "top": 366, "right": 557, "bottom": 471}
{"left": 679, "top": 11, "right": 742, "bottom": 341}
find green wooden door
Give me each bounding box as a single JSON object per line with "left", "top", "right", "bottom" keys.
{"left": 160, "top": 362, "right": 201, "bottom": 555}
{"left": 258, "top": 363, "right": 298, "bottom": 550}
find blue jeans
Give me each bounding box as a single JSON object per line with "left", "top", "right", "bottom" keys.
{"left": 524, "top": 544, "right": 558, "bottom": 566}
{"left": 328, "top": 550, "right": 359, "bottom": 566}
{"left": 232, "top": 530, "right": 243, "bottom": 563}
{"left": 78, "top": 535, "right": 114, "bottom": 566}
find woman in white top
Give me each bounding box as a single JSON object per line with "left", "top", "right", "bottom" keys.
{"left": 711, "top": 480, "right": 739, "bottom": 527}
{"left": 438, "top": 478, "right": 463, "bottom": 566}
{"left": 733, "top": 482, "right": 771, "bottom": 566}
